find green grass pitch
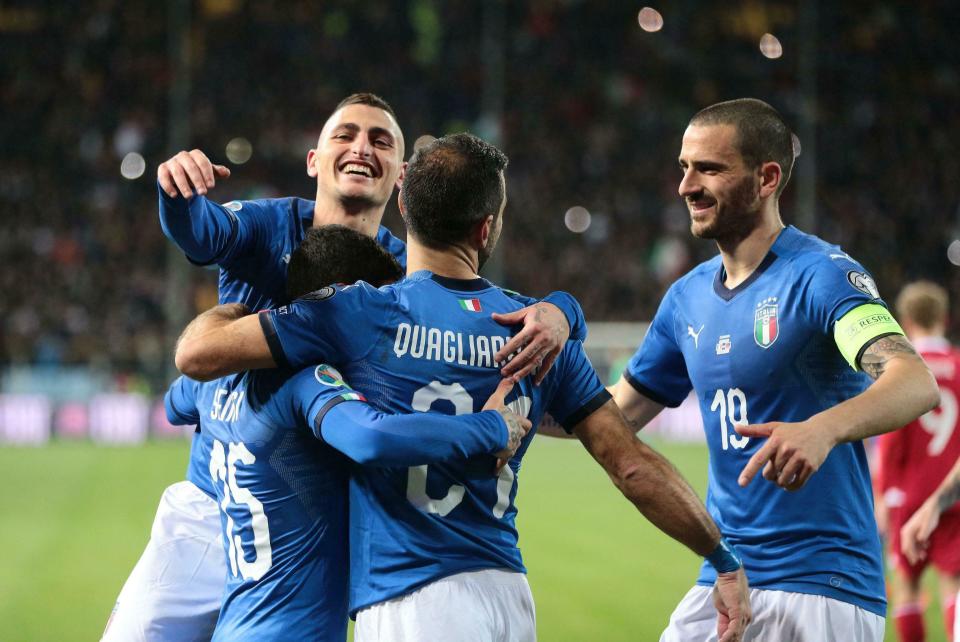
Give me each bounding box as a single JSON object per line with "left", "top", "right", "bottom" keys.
{"left": 0, "top": 438, "right": 946, "bottom": 641}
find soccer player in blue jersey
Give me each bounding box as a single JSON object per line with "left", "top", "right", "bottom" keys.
{"left": 175, "top": 133, "right": 752, "bottom": 642}
{"left": 610, "top": 98, "right": 939, "bottom": 641}
{"left": 105, "top": 93, "right": 583, "bottom": 641}
{"left": 163, "top": 224, "right": 531, "bottom": 641}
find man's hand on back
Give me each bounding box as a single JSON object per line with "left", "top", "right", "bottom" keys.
{"left": 158, "top": 149, "right": 231, "bottom": 199}
{"left": 493, "top": 302, "right": 569, "bottom": 385}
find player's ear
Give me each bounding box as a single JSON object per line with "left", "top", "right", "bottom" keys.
{"left": 476, "top": 214, "right": 495, "bottom": 248}
{"left": 758, "top": 161, "right": 781, "bottom": 199}
{"left": 306, "top": 149, "right": 319, "bottom": 178}
{"left": 395, "top": 161, "right": 407, "bottom": 190}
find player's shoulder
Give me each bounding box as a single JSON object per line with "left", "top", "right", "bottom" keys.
{"left": 774, "top": 226, "right": 862, "bottom": 271}
{"left": 219, "top": 196, "right": 314, "bottom": 222}
{"left": 670, "top": 254, "right": 723, "bottom": 298}
{"left": 295, "top": 278, "right": 399, "bottom": 309}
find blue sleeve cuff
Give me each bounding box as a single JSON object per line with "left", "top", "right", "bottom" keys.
{"left": 258, "top": 311, "right": 292, "bottom": 369}
{"left": 559, "top": 388, "right": 612, "bottom": 433}
{"left": 542, "top": 291, "right": 587, "bottom": 343}
{"left": 623, "top": 371, "right": 683, "bottom": 409}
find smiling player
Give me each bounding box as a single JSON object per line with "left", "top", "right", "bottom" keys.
{"left": 104, "top": 94, "right": 584, "bottom": 642}
{"left": 611, "top": 98, "right": 938, "bottom": 641}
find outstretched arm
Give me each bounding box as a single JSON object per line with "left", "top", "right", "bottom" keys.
{"left": 737, "top": 335, "right": 938, "bottom": 490}
{"left": 900, "top": 455, "right": 960, "bottom": 565}
{"left": 573, "top": 400, "right": 751, "bottom": 642}
{"left": 319, "top": 380, "right": 531, "bottom": 466}
{"left": 158, "top": 149, "right": 235, "bottom": 264}
{"left": 175, "top": 305, "right": 274, "bottom": 381}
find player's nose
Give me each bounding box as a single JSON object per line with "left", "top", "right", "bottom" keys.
{"left": 350, "top": 134, "right": 373, "bottom": 158}
{"left": 678, "top": 170, "right": 698, "bottom": 197}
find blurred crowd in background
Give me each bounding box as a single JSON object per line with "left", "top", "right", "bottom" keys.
{"left": 1, "top": 0, "right": 958, "bottom": 394}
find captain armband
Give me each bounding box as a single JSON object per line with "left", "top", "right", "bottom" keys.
{"left": 833, "top": 303, "right": 905, "bottom": 371}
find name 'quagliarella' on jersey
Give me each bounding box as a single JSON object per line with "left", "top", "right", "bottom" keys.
{"left": 393, "top": 322, "right": 511, "bottom": 368}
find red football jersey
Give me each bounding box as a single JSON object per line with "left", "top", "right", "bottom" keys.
{"left": 877, "top": 337, "right": 960, "bottom": 516}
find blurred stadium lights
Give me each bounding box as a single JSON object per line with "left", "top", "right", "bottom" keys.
{"left": 564, "top": 206, "right": 592, "bottom": 233}
{"left": 948, "top": 240, "right": 960, "bottom": 266}
{"left": 225, "top": 137, "right": 253, "bottom": 165}
{"left": 760, "top": 33, "right": 783, "bottom": 59}
{"left": 120, "top": 152, "right": 146, "bottom": 180}
{"left": 637, "top": 7, "right": 663, "bottom": 33}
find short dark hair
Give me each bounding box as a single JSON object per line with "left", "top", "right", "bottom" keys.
{"left": 285, "top": 225, "right": 403, "bottom": 301}
{"left": 401, "top": 133, "right": 509, "bottom": 248}
{"left": 690, "top": 98, "right": 798, "bottom": 197}
{"left": 334, "top": 93, "right": 397, "bottom": 120}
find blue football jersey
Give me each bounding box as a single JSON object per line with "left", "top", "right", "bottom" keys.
{"left": 164, "top": 367, "right": 358, "bottom": 642}
{"left": 260, "top": 271, "right": 610, "bottom": 613}
{"left": 159, "top": 191, "right": 406, "bottom": 499}
{"left": 625, "top": 226, "right": 887, "bottom": 616}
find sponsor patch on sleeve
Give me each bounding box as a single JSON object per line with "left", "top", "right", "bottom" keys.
{"left": 833, "top": 303, "right": 904, "bottom": 370}
{"left": 846, "top": 271, "right": 880, "bottom": 299}
{"left": 300, "top": 286, "right": 336, "bottom": 302}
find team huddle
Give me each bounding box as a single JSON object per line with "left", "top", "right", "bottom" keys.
{"left": 99, "top": 93, "right": 958, "bottom": 642}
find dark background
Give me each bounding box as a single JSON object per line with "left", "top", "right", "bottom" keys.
{"left": 2, "top": 1, "right": 957, "bottom": 391}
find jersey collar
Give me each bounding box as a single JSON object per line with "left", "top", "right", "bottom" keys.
{"left": 427, "top": 272, "right": 491, "bottom": 292}
{"left": 713, "top": 252, "right": 779, "bottom": 301}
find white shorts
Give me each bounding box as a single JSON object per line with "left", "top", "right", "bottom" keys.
{"left": 354, "top": 568, "right": 536, "bottom": 642}
{"left": 102, "top": 481, "right": 225, "bottom": 642}
{"left": 661, "top": 585, "right": 885, "bottom": 642}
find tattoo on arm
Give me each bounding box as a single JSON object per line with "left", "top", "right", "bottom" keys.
{"left": 858, "top": 335, "right": 919, "bottom": 380}
{"left": 498, "top": 409, "right": 526, "bottom": 452}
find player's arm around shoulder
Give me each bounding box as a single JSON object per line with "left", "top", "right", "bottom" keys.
{"left": 493, "top": 290, "right": 586, "bottom": 385}
{"left": 175, "top": 303, "right": 274, "bottom": 381}
{"left": 572, "top": 400, "right": 751, "bottom": 641}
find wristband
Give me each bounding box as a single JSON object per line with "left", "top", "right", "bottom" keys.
{"left": 706, "top": 537, "right": 742, "bottom": 574}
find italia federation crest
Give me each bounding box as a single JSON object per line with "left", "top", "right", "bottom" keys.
{"left": 754, "top": 297, "right": 779, "bottom": 349}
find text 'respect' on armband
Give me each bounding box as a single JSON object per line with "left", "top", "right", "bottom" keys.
{"left": 833, "top": 303, "right": 904, "bottom": 371}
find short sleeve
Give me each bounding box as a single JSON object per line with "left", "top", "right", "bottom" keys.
{"left": 805, "top": 252, "right": 887, "bottom": 334}
{"left": 623, "top": 287, "right": 692, "bottom": 408}
{"left": 259, "top": 282, "right": 383, "bottom": 370}
{"left": 546, "top": 341, "right": 611, "bottom": 432}
{"left": 164, "top": 375, "right": 202, "bottom": 425}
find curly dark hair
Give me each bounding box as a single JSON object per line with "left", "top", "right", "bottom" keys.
{"left": 285, "top": 224, "right": 403, "bottom": 301}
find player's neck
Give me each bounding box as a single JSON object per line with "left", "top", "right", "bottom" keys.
{"left": 311, "top": 194, "right": 383, "bottom": 239}
{"left": 717, "top": 210, "right": 784, "bottom": 289}
{"left": 405, "top": 238, "right": 480, "bottom": 280}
